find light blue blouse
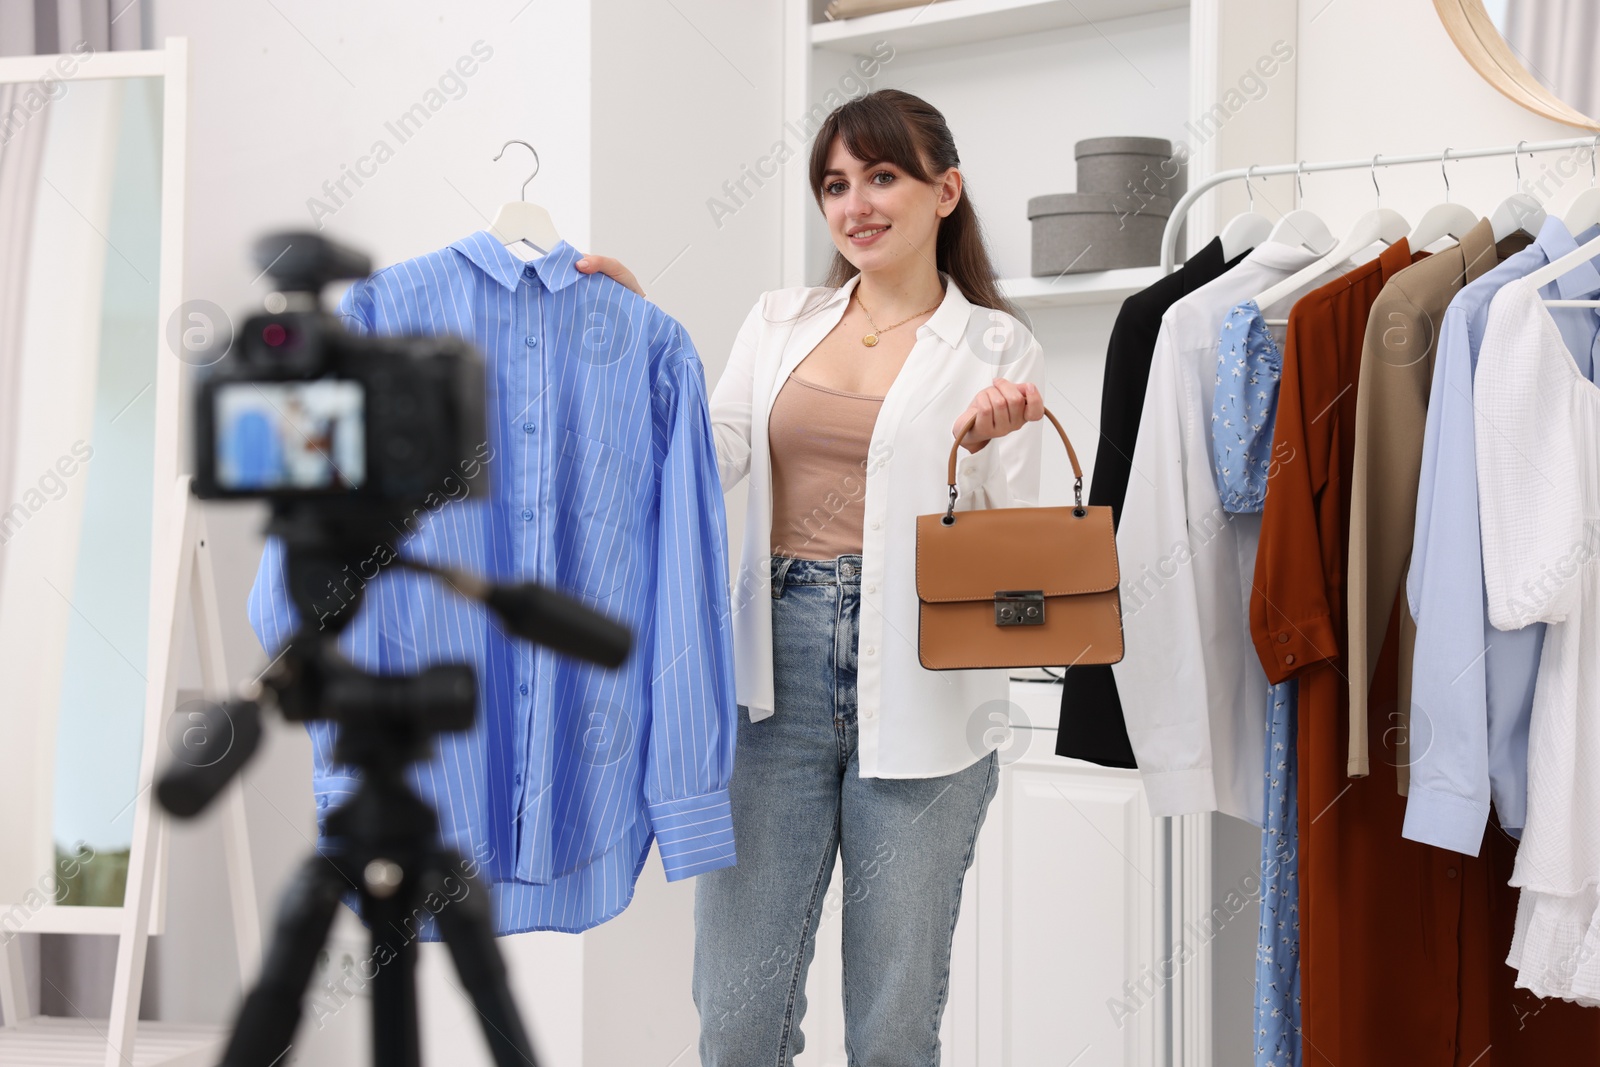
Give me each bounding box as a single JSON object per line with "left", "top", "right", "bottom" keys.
{"left": 1213, "top": 298, "right": 1301, "bottom": 1067}
{"left": 1211, "top": 300, "right": 1284, "bottom": 513}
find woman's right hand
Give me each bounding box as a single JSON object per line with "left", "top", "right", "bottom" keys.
{"left": 574, "top": 253, "right": 646, "bottom": 298}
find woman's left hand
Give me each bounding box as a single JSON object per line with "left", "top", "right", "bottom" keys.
{"left": 574, "top": 253, "right": 646, "bottom": 298}
{"left": 954, "top": 377, "right": 1044, "bottom": 452}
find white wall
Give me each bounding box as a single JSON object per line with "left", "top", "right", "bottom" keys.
{"left": 1295, "top": 1, "right": 1589, "bottom": 227}
{"left": 587, "top": 6, "right": 785, "bottom": 1061}
{"left": 136, "top": 1, "right": 783, "bottom": 1063}
{"left": 590, "top": 0, "right": 786, "bottom": 650}
{"left": 147, "top": 2, "right": 596, "bottom": 1061}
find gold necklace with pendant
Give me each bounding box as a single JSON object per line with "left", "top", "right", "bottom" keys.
{"left": 855, "top": 282, "right": 943, "bottom": 347}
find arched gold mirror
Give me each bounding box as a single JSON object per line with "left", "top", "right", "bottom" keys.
{"left": 1435, "top": 0, "right": 1600, "bottom": 130}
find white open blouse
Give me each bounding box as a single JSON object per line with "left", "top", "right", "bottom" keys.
{"left": 707, "top": 270, "right": 1044, "bottom": 778}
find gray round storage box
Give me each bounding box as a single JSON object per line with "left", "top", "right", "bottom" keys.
{"left": 1075, "top": 135, "right": 1186, "bottom": 205}
{"left": 1026, "top": 192, "right": 1172, "bottom": 276}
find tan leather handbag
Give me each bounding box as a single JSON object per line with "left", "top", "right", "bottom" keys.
{"left": 915, "top": 406, "right": 1124, "bottom": 671}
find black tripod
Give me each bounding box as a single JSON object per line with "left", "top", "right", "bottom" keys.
{"left": 158, "top": 505, "right": 632, "bottom": 1067}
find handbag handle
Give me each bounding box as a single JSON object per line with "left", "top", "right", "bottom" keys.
{"left": 944, "top": 405, "right": 1083, "bottom": 524}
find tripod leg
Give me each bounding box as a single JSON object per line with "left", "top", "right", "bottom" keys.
{"left": 366, "top": 883, "right": 422, "bottom": 1067}
{"left": 426, "top": 851, "right": 541, "bottom": 1067}
{"left": 220, "top": 852, "right": 348, "bottom": 1067}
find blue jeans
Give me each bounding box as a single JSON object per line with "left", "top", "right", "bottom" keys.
{"left": 692, "top": 553, "right": 1000, "bottom": 1066}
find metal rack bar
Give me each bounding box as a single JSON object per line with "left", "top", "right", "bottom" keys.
{"left": 1159, "top": 134, "right": 1600, "bottom": 272}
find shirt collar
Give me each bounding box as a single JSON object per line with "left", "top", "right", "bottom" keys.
{"left": 1458, "top": 217, "right": 1498, "bottom": 285}
{"left": 1533, "top": 215, "right": 1600, "bottom": 300}
{"left": 821, "top": 270, "right": 973, "bottom": 348}
{"left": 1238, "top": 236, "right": 1328, "bottom": 273}
{"left": 450, "top": 229, "right": 586, "bottom": 293}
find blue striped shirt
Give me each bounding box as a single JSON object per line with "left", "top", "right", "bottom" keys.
{"left": 246, "top": 232, "right": 739, "bottom": 936}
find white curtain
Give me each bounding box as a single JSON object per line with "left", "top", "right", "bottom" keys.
{"left": 0, "top": 0, "right": 146, "bottom": 57}
{"left": 1504, "top": 0, "right": 1600, "bottom": 122}
{"left": 0, "top": 85, "right": 51, "bottom": 608}
{"left": 0, "top": 0, "right": 149, "bottom": 613}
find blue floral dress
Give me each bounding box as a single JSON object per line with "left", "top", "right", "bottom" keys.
{"left": 1214, "top": 299, "right": 1301, "bottom": 1067}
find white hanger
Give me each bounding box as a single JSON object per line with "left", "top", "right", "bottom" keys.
{"left": 1264, "top": 161, "right": 1336, "bottom": 254}
{"left": 1218, "top": 164, "right": 1273, "bottom": 261}
{"left": 1252, "top": 155, "right": 1409, "bottom": 320}
{"left": 1521, "top": 216, "right": 1600, "bottom": 308}
{"left": 489, "top": 139, "right": 561, "bottom": 260}
{"left": 1564, "top": 135, "right": 1600, "bottom": 235}
{"left": 1406, "top": 147, "right": 1478, "bottom": 252}
{"left": 1489, "top": 140, "right": 1547, "bottom": 242}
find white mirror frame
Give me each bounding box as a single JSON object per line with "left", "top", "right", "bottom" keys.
{"left": 0, "top": 38, "right": 187, "bottom": 940}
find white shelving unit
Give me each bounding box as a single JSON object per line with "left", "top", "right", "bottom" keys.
{"left": 782, "top": 2, "right": 1298, "bottom": 1064}
{"left": 811, "top": 0, "right": 1189, "bottom": 56}
{"left": 785, "top": 0, "right": 1197, "bottom": 308}
{"left": 1000, "top": 265, "right": 1164, "bottom": 309}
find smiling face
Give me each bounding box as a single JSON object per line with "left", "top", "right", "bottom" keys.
{"left": 820, "top": 136, "right": 962, "bottom": 276}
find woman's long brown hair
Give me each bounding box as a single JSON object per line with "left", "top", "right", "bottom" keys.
{"left": 797, "top": 88, "right": 1019, "bottom": 321}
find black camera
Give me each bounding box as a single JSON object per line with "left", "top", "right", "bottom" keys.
{"left": 192, "top": 232, "right": 487, "bottom": 505}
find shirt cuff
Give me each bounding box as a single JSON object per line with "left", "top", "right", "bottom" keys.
{"left": 1137, "top": 768, "right": 1218, "bottom": 819}
{"left": 648, "top": 789, "right": 737, "bottom": 881}
{"left": 1253, "top": 611, "right": 1339, "bottom": 684}
{"left": 1400, "top": 783, "right": 1488, "bottom": 856}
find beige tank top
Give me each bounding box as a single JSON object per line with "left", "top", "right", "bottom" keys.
{"left": 767, "top": 372, "right": 884, "bottom": 559}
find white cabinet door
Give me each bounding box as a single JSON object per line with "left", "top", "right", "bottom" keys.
{"left": 975, "top": 722, "right": 1161, "bottom": 1066}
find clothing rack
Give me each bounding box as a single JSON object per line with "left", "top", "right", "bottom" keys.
{"left": 1159, "top": 134, "right": 1600, "bottom": 273}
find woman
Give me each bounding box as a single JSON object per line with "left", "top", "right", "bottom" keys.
{"left": 577, "top": 88, "right": 1045, "bottom": 1065}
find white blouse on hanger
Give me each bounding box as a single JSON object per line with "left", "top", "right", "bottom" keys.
{"left": 1476, "top": 275, "right": 1600, "bottom": 1004}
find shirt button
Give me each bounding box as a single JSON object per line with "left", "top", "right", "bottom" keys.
{"left": 871, "top": 520, "right": 880, "bottom": 530}
{"left": 1276, "top": 633, "right": 1289, "bottom": 644}
{"left": 523, "top": 264, "right": 536, "bottom": 277}
{"left": 963, "top": 465, "right": 976, "bottom": 476}
{"left": 863, "top": 706, "right": 876, "bottom": 718}
{"left": 519, "top": 684, "right": 529, "bottom": 695}
{"left": 867, "top": 584, "right": 877, "bottom": 593}
{"left": 526, "top": 336, "right": 539, "bottom": 347}
{"left": 865, "top": 646, "right": 875, "bottom": 655}
{"left": 514, "top": 773, "right": 522, "bottom": 785}
{"left": 1446, "top": 867, "right": 1458, "bottom": 879}
{"left": 523, "top": 422, "right": 536, "bottom": 433}
{"left": 522, "top": 508, "right": 534, "bottom": 520}
{"left": 1284, "top": 654, "right": 1296, "bottom": 665}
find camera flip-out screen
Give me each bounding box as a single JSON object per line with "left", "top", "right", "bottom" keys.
{"left": 214, "top": 379, "right": 366, "bottom": 491}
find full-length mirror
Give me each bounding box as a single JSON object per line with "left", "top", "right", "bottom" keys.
{"left": 0, "top": 74, "right": 162, "bottom": 910}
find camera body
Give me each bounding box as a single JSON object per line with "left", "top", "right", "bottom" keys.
{"left": 191, "top": 233, "right": 487, "bottom": 508}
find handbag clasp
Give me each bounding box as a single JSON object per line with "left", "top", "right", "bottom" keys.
{"left": 994, "top": 590, "right": 1045, "bottom": 626}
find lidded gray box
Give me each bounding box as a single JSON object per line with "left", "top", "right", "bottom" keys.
{"left": 1025, "top": 136, "right": 1186, "bottom": 276}
{"left": 1075, "top": 136, "right": 1186, "bottom": 205}
{"left": 1026, "top": 192, "right": 1172, "bottom": 276}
